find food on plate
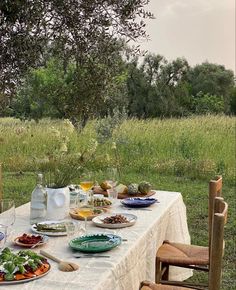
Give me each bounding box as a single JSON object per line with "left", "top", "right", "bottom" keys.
{"left": 115, "top": 184, "right": 128, "bottom": 195}
{"left": 127, "top": 183, "right": 139, "bottom": 195}
{"left": 0, "top": 247, "right": 49, "bottom": 282}
{"left": 18, "top": 234, "right": 43, "bottom": 245}
{"left": 138, "top": 181, "right": 152, "bottom": 194}
{"left": 35, "top": 222, "right": 66, "bottom": 233}
{"left": 100, "top": 181, "right": 112, "bottom": 190}
{"left": 89, "top": 198, "right": 112, "bottom": 207}
{"left": 70, "top": 207, "right": 108, "bottom": 221}
{"left": 103, "top": 214, "right": 128, "bottom": 224}
{"left": 74, "top": 207, "right": 103, "bottom": 215}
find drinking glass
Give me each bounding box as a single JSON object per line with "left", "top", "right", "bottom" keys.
{"left": 79, "top": 172, "right": 94, "bottom": 212}
{"left": 64, "top": 220, "right": 76, "bottom": 241}
{"left": 0, "top": 199, "right": 15, "bottom": 236}
{"left": 69, "top": 191, "right": 78, "bottom": 210}
{"left": 106, "top": 167, "right": 119, "bottom": 203}
{"left": 0, "top": 224, "right": 7, "bottom": 249}
{"left": 107, "top": 187, "right": 118, "bottom": 201}
{"left": 106, "top": 167, "right": 119, "bottom": 188}
{"left": 76, "top": 198, "right": 93, "bottom": 235}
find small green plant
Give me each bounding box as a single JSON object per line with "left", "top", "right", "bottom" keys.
{"left": 95, "top": 107, "right": 127, "bottom": 143}
{"left": 35, "top": 136, "right": 98, "bottom": 188}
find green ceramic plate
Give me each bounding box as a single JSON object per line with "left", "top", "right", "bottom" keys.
{"left": 69, "top": 233, "right": 122, "bottom": 253}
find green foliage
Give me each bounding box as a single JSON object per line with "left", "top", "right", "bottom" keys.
{"left": 0, "top": 116, "right": 235, "bottom": 183}
{"left": 193, "top": 92, "right": 225, "bottom": 114}
{"left": 0, "top": 0, "right": 153, "bottom": 101}
{"left": 229, "top": 87, "right": 236, "bottom": 114}
{"left": 189, "top": 62, "right": 235, "bottom": 112}
{"left": 0, "top": 116, "right": 235, "bottom": 289}
{"left": 5, "top": 52, "right": 236, "bottom": 120}
{"left": 11, "top": 56, "right": 128, "bottom": 125}
{"left": 11, "top": 58, "right": 73, "bottom": 120}
{"left": 126, "top": 54, "right": 193, "bottom": 117}
{"left": 95, "top": 108, "right": 127, "bottom": 143}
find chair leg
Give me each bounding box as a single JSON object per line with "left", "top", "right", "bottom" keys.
{"left": 162, "top": 262, "right": 169, "bottom": 281}
{"left": 155, "top": 257, "right": 162, "bottom": 283}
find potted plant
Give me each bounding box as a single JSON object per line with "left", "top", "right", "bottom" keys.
{"left": 36, "top": 138, "right": 98, "bottom": 219}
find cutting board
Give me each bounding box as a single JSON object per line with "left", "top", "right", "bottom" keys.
{"left": 93, "top": 186, "right": 155, "bottom": 199}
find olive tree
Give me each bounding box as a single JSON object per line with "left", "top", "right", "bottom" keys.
{"left": 0, "top": 0, "right": 153, "bottom": 119}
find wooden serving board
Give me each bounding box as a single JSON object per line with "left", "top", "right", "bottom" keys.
{"left": 93, "top": 186, "right": 155, "bottom": 199}
{"left": 69, "top": 208, "right": 109, "bottom": 221}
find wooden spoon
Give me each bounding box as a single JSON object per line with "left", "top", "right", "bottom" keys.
{"left": 40, "top": 250, "right": 79, "bottom": 272}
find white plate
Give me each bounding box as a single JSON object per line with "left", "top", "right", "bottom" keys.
{"left": 92, "top": 213, "right": 137, "bottom": 229}
{"left": 31, "top": 220, "right": 73, "bottom": 236}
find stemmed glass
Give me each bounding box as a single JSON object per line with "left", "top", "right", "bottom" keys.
{"left": 106, "top": 168, "right": 119, "bottom": 202}
{"left": 76, "top": 198, "right": 93, "bottom": 235}
{"left": 79, "top": 174, "right": 94, "bottom": 234}
{"left": 0, "top": 199, "right": 15, "bottom": 237}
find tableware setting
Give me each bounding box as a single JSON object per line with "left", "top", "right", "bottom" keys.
{"left": 31, "top": 220, "right": 76, "bottom": 236}
{"left": 40, "top": 250, "right": 79, "bottom": 272}
{"left": 69, "top": 207, "right": 109, "bottom": 221}
{"left": 93, "top": 180, "right": 155, "bottom": 199}
{"left": 14, "top": 233, "right": 49, "bottom": 248}
{"left": 73, "top": 254, "right": 111, "bottom": 258}
{"left": 69, "top": 233, "right": 122, "bottom": 253}
{"left": 0, "top": 175, "right": 154, "bottom": 286}
{"left": 121, "top": 197, "right": 158, "bottom": 208}
{"left": 0, "top": 199, "right": 16, "bottom": 237}
{"left": 92, "top": 213, "right": 137, "bottom": 229}
{"left": 0, "top": 247, "right": 51, "bottom": 284}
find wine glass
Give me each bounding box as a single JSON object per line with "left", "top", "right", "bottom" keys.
{"left": 0, "top": 199, "right": 15, "bottom": 236}
{"left": 80, "top": 172, "right": 94, "bottom": 208}
{"left": 76, "top": 198, "right": 93, "bottom": 235}
{"left": 79, "top": 180, "right": 94, "bottom": 193}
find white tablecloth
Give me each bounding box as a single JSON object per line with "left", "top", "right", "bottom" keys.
{"left": 4, "top": 191, "right": 192, "bottom": 289}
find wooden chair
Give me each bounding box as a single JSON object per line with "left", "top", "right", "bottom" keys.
{"left": 155, "top": 197, "right": 228, "bottom": 290}
{"left": 155, "top": 176, "right": 222, "bottom": 284}
{"left": 208, "top": 176, "right": 222, "bottom": 248}
{"left": 140, "top": 280, "right": 193, "bottom": 290}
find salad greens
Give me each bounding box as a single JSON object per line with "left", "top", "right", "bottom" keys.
{"left": 0, "top": 248, "right": 44, "bottom": 281}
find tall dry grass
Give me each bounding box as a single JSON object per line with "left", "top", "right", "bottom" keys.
{"left": 0, "top": 115, "right": 235, "bottom": 183}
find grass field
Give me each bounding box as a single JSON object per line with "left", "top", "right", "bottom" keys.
{"left": 0, "top": 115, "right": 235, "bottom": 289}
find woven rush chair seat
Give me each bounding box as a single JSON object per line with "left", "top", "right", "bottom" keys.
{"left": 156, "top": 241, "right": 209, "bottom": 266}
{"left": 140, "top": 281, "right": 194, "bottom": 290}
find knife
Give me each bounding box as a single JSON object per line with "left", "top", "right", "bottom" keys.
{"left": 73, "top": 254, "right": 110, "bottom": 258}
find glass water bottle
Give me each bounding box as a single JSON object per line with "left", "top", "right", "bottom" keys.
{"left": 30, "top": 173, "right": 47, "bottom": 225}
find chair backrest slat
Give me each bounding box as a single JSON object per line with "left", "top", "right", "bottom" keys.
{"left": 208, "top": 176, "right": 222, "bottom": 247}
{"left": 209, "top": 197, "right": 228, "bottom": 290}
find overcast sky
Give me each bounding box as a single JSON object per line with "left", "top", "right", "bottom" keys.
{"left": 139, "top": 0, "right": 235, "bottom": 73}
